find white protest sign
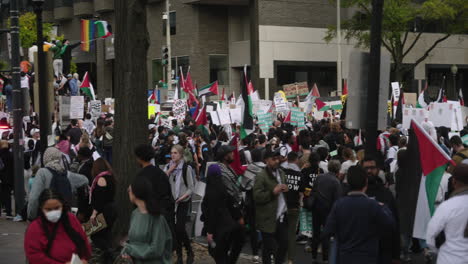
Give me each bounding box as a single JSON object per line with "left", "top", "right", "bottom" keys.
{"left": 448, "top": 101, "right": 463, "bottom": 131}
{"left": 173, "top": 99, "right": 187, "bottom": 120}
{"left": 253, "top": 100, "right": 273, "bottom": 114}
{"left": 428, "top": 103, "right": 452, "bottom": 128}
{"left": 274, "top": 93, "right": 288, "bottom": 113}
{"left": 229, "top": 108, "right": 242, "bottom": 124}
{"left": 206, "top": 105, "right": 214, "bottom": 112}
{"left": 70, "top": 96, "right": 84, "bottom": 119}
{"left": 391, "top": 82, "right": 400, "bottom": 101}
{"left": 402, "top": 107, "right": 428, "bottom": 129}
{"left": 251, "top": 91, "right": 260, "bottom": 101}
{"left": 208, "top": 111, "right": 221, "bottom": 125}
{"left": 217, "top": 109, "right": 232, "bottom": 125}
{"left": 90, "top": 100, "right": 102, "bottom": 118}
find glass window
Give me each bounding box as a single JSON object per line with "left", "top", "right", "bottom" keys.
{"left": 163, "top": 11, "right": 176, "bottom": 36}
{"left": 209, "top": 55, "right": 229, "bottom": 85}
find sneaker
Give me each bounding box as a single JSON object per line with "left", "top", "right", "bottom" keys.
{"left": 13, "top": 215, "right": 23, "bottom": 222}
{"left": 296, "top": 235, "right": 308, "bottom": 245}
{"left": 252, "top": 255, "right": 260, "bottom": 263}
{"left": 5, "top": 214, "right": 14, "bottom": 220}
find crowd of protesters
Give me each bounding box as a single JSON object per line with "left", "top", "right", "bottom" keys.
{"left": 0, "top": 95, "right": 465, "bottom": 264}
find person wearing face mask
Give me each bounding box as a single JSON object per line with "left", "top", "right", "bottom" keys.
{"left": 164, "top": 145, "right": 195, "bottom": 264}
{"left": 28, "top": 147, "right": 89, "bottom": 220}
{"left": 24, "top": 189, "right": 92, "bottom": 264}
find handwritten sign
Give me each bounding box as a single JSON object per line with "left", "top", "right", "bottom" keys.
{"left": 70, "top": 96, "right": 84, "bottom": 119}
{"left": 283, "top": 82, "right": 309, "bottom": 98}
{"left": 173, "top": 99, "right": 187, "bottom": 120}
{"left": 90, "top": 100, "right": 101, "bottom": 118}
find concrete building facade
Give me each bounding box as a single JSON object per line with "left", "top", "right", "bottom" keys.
{"left": 2, "top": 0, "right": 467, "bottom": 100}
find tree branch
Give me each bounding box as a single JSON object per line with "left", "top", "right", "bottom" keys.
{"left": 412, "top": 34, "right": 451, "bottom": 69}
{"left": 402, "top": 31, "right": 409, "bottom": 48}
{"left": 382, "top": 39, "right": 398, "bottom": 64}
{"left": 402, "top": 31, "right": 423, "bottom": 58}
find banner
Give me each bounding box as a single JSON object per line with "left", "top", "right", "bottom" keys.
{"left": 283, "top": 82, "right": 309, "bottom": 98}
{"left": 291, "top": 107, "right": 306, "bottom": 130}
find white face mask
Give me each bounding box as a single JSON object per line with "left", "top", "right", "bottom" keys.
{"left": 45, "top": 210, "right": 62, "bottom": 223}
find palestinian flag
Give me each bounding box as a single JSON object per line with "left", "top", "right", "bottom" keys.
{"left": 195, "top": 105, "right": 210, "bottom": 136}
{"left": 315, "top": 98, "right": 326, "bottom": 111}
{"left": 198, "top": 81, "right": 219, "bottom": 97}
{"left": 283, "top": 111, "right": 292, "bottom": 123}
{"left": 311, "top": 83, "right": 320, "bottom": 97}
{"left": 148, "top": 90, "right": 157, "bottom": 104}
{"left": 80, "top": 72, "right": 95, "bottom": 100}
{"left": 184, "top": 72, "right": 195, "bottom": 92}
{"left": 410, "top": 120, "right": 454, "bottom": 239}
{"left": 94, "top": 21, "right": 112, "bottom": 38}
{"left": 230, "top": 135, "right": 247, "bottom": 175}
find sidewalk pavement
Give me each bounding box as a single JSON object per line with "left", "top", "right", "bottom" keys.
{"left": 0, "top": 217, "right": 251, "bottom": 264}
{"left": 0, "top": 217, "right": 28, "bottom": 264}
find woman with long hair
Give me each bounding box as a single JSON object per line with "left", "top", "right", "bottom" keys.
{"left": 24, "top": 189, "right": 92, "bottom": 264}
{"left": 122, "top": 177, "right": 173, "bottom": 264}
{"left": 164, "top": 145, "right": 195, "bottom": 264}
{"left": 89, "top": 158, "right": 117, "bottom": 264}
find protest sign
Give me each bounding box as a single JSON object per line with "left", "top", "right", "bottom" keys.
{"left": 148, "top": 104, "right": 158, "bottom": 119}
{"left": 391, "top": 82, "right": 400, "bottom": 100}
{"left": 173, "top": 99, "right": 187, "bottom": 120}
{"left": 274, "top": 92, "right": 288, "bottom": 113}
{"left": 229, "top": 108, "right": 242, "bottom": 124}
{"left": 257, "top": 111, "right": 273, "bottom": 133}
{"left": 70, "top": 96, "right": 84, "bottom": 119}
{"left": 428, "top": 103, "right": 452, "bottom": 128}
{"left": 251, "top": 91, "right": 260, "bottom": 101}
{"left": 90, "top": 100, "right": 102, "bottom": 118}
{"left": 59, "top": 96, "right": 71, "bottom": 126}
{"left": 283, "top": 82, "right": 309, "bottom": 98}
{"left": 208, "top": 111, "right": 220, "bottom": 125}
{"left": 217, "top": 109, "right": 232, "bottom": 125}
{"left": 402, "top": 107, "right": 428, "bottom": 129}
{"left": 253, "top": 100, "right": 273, "bottom": 114}
{"left": 405, "top": 93, "right": 417, "bottom": 107}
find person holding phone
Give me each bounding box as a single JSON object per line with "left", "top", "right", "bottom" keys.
{"left": 253, "top": 148, "right": 289, "bottom": 264}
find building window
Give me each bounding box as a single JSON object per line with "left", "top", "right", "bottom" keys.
{"left": 163, "top": 11, "right": 176, "bottom": 36}
{"left": 209, "top": 55, "right": 229, "bottom": 85}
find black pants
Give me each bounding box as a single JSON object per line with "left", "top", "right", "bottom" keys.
{"left": 246, "top": 190, "right": 260, "bottom": 255}
{"left": 311, "top": 208, "right": 330, "bottom": 261}
{"left": 261, "top": 216, "right": 288, "bottom": 264}
{"left": 0, "top": 184, "right": 12, "bottom": 216}
{"left": 175, "top": 201, "right": 192, "bottom": 254}
{"left": 210, "top": 223, "right": 245, "bottom": 264}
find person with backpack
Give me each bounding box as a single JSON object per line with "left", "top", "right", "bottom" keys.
{"left": 164, "top": 145, "right": 195, "bottom": 264}
{"left": 24, "top": 189, "right": 92, "bottom": 264}
{"left": 27, "top": 147, "right": 89, "bottom": 220}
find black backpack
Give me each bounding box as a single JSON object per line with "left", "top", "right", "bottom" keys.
{"left": 47, "top": 168, "right": 73, "bottom": 205}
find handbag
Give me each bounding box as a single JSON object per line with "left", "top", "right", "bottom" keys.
{"left": 82, "top": 213, "right": 107, "bottom": 236}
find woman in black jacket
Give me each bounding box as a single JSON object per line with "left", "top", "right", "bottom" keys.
{"left": 202, "top": 164, "right": 244, "bottom": 264}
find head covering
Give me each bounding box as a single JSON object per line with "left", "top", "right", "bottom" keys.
{"left": 264, "top": 148, "right": 281, "bottom": 159}
{"left": 207, "top": 163, "right": 222, "bottom": 178}
{"left": 43, "top": 147, "right": 66, "bottom": 172}
{"left": 30, "top": 128, "right": 39, "bottom": 137}
{"left": 216, "top": 145, "right": 236, "bottom": 161}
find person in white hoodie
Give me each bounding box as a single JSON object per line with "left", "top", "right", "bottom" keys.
{"left": 427, "top": 164, "right": 468, "bottom": 264}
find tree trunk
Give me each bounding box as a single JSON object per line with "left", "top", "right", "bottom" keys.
{"left": 113, "top": 0, "right": 149, "bottom": 240}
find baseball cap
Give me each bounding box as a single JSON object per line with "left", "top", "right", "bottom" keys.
{"left": 216, "top": 145, "right": 236, "bottom": 160}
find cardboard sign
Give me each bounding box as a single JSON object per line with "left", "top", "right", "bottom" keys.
{"left": 283, "top": 82, "right": 309, "bottom": 98}
{"left": 70, "top": 96, "right": 84, "bottom": 119}
{"left": 405, "top": 93, "right": 417, "bottom": 107}
{"left": 90, "top": 100, "right": 102, "bottom": 118}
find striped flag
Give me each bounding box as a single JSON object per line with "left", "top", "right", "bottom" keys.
{"left": 198, "top": 81, "right": 218, "bottom": 97}
{"left": 81, "top": 19, "right": 96, "bottom": 52}
{"left": 80, "top": 72, "right": 95, "bottom": 100}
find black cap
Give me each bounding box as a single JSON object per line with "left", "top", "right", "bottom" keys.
{"left": 264, "top": 148, "right": 282, "bottom": 159}
{"left": 216, "top": 145, "right": 236, "bottom": 160}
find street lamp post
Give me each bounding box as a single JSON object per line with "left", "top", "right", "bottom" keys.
{"left": 32, "top": 0, "right": 49, "bottom": 153}
{"left": 451, "top": 64, "right": 458, "bottom": 100}
{"left": 10, "top": 0, "right": 25, "bottom": 217}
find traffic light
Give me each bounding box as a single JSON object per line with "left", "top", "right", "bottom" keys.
{"left": 161, "top": 46, "right": 169, "bottom": 66}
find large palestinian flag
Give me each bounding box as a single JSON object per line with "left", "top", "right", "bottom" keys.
{"left": 410, "top": 120, "right": 454, "bottom": 239}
